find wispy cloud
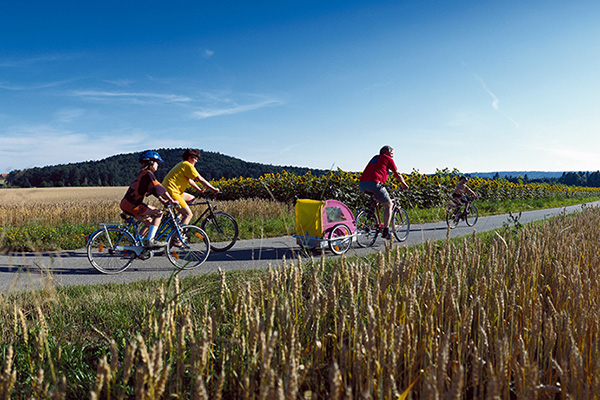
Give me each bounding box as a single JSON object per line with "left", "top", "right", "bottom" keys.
{"left": 192, "top": 99, "right": 283, "bottom": 119}
{"left": 0, "top": 55, "right": 69, "bottom": 68}
{"left": 0, "top": 125, "right": 159, "bottom": 171}
{"left": 0, "top": 79, "right": 75, "bottom": 91}
{"left": 202, "top": 49, "right": 215, "bottom": 59}
{"left": 476, "top": 75, "right": 520, "bottom": 128}
{"left": 72, "top": 90, "right": 193, "bottom": 104}
{"left": 54, "top": 108, "right": 85, "bottom": 123}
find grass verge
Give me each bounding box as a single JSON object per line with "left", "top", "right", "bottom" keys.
{"left": 2, "top": 206, "right": 600, "bottom": 397}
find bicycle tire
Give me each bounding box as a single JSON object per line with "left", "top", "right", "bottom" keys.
{"left": 446, "top": 208, "right": 460, "bottom": 229}
{"left": 200, "top": 211, "right": 238, "bottom": 252}
{"left": 465, "top": 204, "right": 478, "bottom": 227}
{"left": 391, "top": 207, "right": 410, "bottom": 242}
{"left": 87, "top": 226, "right": 136, "bottom": 274}
{"left": 166, "top": 225, "right": 211, "bottom": 269}
{"left": 355, "top": 209, "right": 378, "bottom": 247}
{"left": 328, "top": 223, "right": 353, "bottom": 255}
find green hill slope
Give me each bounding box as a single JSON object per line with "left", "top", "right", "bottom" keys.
{"left": 5, "top": 148, "right": 329, "bottom": 188}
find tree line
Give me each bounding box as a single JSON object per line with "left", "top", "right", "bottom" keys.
{"left": 4, "top": 148, "right": 329, "bottom": 188}
{"left": 499, "top": 171, "right": 600, "bottom": 187}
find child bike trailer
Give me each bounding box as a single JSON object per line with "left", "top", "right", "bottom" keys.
{"left": 293, "top": 199, "right": 356, "bottom": 255}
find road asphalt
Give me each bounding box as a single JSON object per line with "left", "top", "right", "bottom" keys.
{"left": 1, "top": 201, "right": 596, "bottom": 293}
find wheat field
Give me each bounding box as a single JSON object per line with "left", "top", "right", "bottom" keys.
{"left": 2, "top": 206, "right": 600, "bottom": 398}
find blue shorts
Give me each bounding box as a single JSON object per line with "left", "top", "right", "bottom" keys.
{"left": 359, "top": 181, "right": 391, "bottom": 203}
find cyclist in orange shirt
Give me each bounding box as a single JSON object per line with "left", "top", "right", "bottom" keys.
{"left": 120, "top": 150, "right": 177, "bottom": 248}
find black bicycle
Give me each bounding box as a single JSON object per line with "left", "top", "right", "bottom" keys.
{"left": 446, "top": 196, "right": 478, "bottom": 229}
{"left": 355, "top": 190, "right": 410, "bottom": 247}
{"left": 188, "top": 193, "right": 239, "bottom": 252}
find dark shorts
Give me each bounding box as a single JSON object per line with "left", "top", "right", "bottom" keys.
{"left": 452, "top": 193, "right": 466, "bottom": 205}
{"left": 120, "top": 198, "right": 149, "bottom": 218}
{"left": 359, "top": 181, "right": 391, "bottom": 203}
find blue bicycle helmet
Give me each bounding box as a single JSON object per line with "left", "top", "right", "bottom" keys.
{"left": 138, "top": 150, "right": 164, "bottom": 163}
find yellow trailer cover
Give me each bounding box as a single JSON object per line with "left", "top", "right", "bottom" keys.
{"left": 295, "top": 199, "right": 324, "bottom": 237}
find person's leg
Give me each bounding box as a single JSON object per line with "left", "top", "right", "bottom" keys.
{"left": 179, "top": 193, "right": 196, "bottom": 225}
{"left": 138, "top": 206, "right": 164, "bottom": 244}
{"left": 382, "top": 199, "right": 394, "bottom": 229}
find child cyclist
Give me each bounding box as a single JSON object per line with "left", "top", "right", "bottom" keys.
{"left": 450, "top": 176, "right": 478, "bottom": 208}
{"left": 120, "top": 150, "right": 178, "bottom": 248}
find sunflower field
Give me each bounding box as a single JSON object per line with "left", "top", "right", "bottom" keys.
{"left": 213, "top": 169, "right": 600, "bottom": 210}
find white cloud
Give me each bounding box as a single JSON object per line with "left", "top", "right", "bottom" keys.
{"left": 192, "top": 99, "right": 283, "bottom": 119}
{"left": 54, "top": 108, "right": 85, "bottom": 123}
{"left": 0, "top": 79, "right": 74, "bottom": 91}
{"left": 0, "top": 125, "right": 158, "bottom": 171}
{"left": 202, "top": 49, "right": 214, "bottom": 59}
{"left": 476, "top": 75, "right": 520, "bottom": 128}
{"left": 72, "top": 90, "right": 193, "bottom": 104}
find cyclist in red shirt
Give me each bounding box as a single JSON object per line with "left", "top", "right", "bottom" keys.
{"left": 359, "top": 145, "right": 408, "bottom": 239}
{"left": 120, "top": 150, "right": 177, "bottom": 248}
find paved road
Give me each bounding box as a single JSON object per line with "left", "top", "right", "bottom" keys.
{"left": 1, "top": 201, "right": 596, "bottom": 293}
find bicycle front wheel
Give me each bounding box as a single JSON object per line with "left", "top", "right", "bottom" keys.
{"left": 200, "top": 211, "right": 238, "bottom": 252}
{"left": 355, "top": 210, "right": 378, "bottom": 248}
{"left": 87, "top": 226, "right": 136, "bottom": 274}
{"left": 328, "top": 223, "right": 352, "bottom": 255}
{"left": 167, "top": 225, "right": 211, "bottom": 269}
{"left": 391, "top": 207, "right": 410, "bottom": 242}
{"left": 465, "top": 204, "right": 478, "bottom": 226}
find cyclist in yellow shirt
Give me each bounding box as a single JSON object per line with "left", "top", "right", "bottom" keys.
{"left": 162, "top": 148, "right": 220, "bottom": 225}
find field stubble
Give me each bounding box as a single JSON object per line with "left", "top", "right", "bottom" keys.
{"left": 0, "top": 187, "right": 294, "bottom": 251}
{"left": 1, "top": 203, "right": 600, "bottom": 398}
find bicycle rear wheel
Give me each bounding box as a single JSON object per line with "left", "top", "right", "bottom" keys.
{"left": 200, "top": 211, "right": 238, "bottom": 252}
{"left": 87, "top": 226, "right": 136, "bottom": 274}
{"left": 446, "top": 208, "right": 460, "bottom": 229}
{"left": 355, "top": 209, "right": 378, "bottom": 247}
{"left": 391, "top": 207, "right": 410, "bottom": 242}
{"left": 465, "top": 204, "right": 478, "bottom": 226}
{"left": 167, "top": 225, "right": 210, "bottom": 269}
{"left": 328, "top": 223, "right": 352, "bottom": 255}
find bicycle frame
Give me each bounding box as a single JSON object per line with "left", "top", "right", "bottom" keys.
{"left": 366, "top": 193, "right": 402, "bottom": 226}
{"left": 118, "top": 205, "right": 189, "bottom": 253}
{"left": 188, "top": 196, "right": 217, "bottom": 226}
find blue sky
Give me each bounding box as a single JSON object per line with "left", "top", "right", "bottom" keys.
{"left": 1, "top": 0, "right": 599, "bottom": 174}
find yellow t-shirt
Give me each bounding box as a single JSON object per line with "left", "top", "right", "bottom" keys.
{"left": 162, "top": 161, "right": 200, "bottom": 196}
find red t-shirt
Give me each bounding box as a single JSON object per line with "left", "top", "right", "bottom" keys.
{"left": 122, "top": 170, "right": 167, "bottom": 206}
{"left": 360, "top": 153, "right": 397, "bottom": 184}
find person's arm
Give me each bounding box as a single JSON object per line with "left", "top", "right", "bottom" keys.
{"left": 393, "top": 170, "right": 409, "bottom": 190}
{"left": 191, "top": 175, "right": 220, "bottom": 193}
{"left": 465, "top": 185, "right": 477, "bottom": 198}
{"left": 158, "top": 190, "right": 178, "bottom": 205}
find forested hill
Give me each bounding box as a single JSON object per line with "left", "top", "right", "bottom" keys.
{"left": 5, "top": 148, "right": 329, "bottom": 188}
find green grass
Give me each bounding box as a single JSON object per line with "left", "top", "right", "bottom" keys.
{"left": 406, "top": 195, "right": 600, "bottom": 224}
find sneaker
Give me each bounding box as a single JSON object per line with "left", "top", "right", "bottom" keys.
{"left": 144, "top": 238, "right": 168, "bottom": 248}
{"left": 170, "top": 239, "right": 184, "bottom": 248}
{"left": 382, "top": 227, "right": 392, "bottom": 240}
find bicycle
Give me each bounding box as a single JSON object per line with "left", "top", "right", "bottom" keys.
{"left": 355, "top": 190, "right": 410, "bottom": 247}
{"left": 86, "top": 204, "right": 211, "bottom": 274}
{"left": 188, "top": 193, "right": 239, "bottom": 252}
{"left": 446, "top": 196, "right": 478, "bottom": 229}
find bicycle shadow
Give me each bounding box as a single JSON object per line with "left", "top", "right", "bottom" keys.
{"left": 207, "top": 245, "right": 300, "bottom": 263}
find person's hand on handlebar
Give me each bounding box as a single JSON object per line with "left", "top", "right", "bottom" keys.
{"left": 160, "top": 197, "right": 179, "bottom": 207}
